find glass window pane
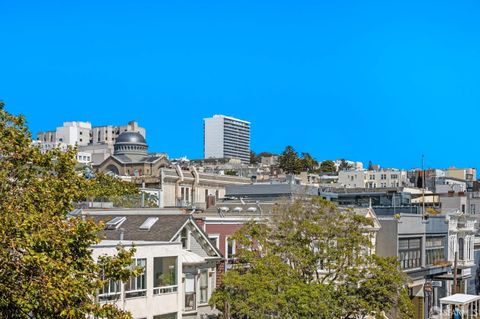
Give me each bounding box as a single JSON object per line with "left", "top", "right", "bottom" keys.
{"left": 154, "top": 257, "right": 177, "bottom": 288}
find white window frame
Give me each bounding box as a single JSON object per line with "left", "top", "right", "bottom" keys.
{"left": 225, "top": 237, "right": 236, "bottom": 261}
{"left": 198, "top": 269, "right": 209, "bottom": 305}
{"left": 208, "top": 234, "right": 220, "bottom": 249}
{"left": 125, "top": 258, "right": 147, "bottom": 298}
{"left": 180, "top": 228, "right": 190, "bottom": 250}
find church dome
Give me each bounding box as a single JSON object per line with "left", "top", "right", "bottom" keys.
{"left": 115, "top": 131, "right": 146, "bottom": 144}
{"left": 114, "top": 131, "right": 148, "bottom": 156}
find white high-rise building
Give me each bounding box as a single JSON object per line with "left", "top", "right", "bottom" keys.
{"left": 204, "top": 115, "right": 250, "bottom": 164}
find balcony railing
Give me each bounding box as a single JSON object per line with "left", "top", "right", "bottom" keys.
{"left": 125, "top": 289, "right": 147, "bottom": 298}
{"left": 98, "top": 292, "right": 121, "bottom": 302}
{"left": 153, "top": 285, "right": 178, "bottom": 295}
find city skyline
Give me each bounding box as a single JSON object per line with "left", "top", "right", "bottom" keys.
{"left": 2, "top": 1, "right": 480, "bottom": 169}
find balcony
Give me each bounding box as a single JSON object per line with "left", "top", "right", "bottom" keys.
{"left": 449, "top": 220, "right": 476, "bottom": 233}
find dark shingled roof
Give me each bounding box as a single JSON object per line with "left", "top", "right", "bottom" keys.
{"left": 89, "top": 214, "right": 190, "bottom": 242}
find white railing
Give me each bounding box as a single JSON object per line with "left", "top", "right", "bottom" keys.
{"left": 153, "top": 285, "right": 178, "bottom": 295}
{"left": 98, "top": 292, "right": 121, "bottom": 302}
{"left": 125, "top": 289, "right": 147, "bottom": 298}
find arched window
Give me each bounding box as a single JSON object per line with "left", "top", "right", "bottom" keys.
{"left": 106, "top": 165, "right": 119, "bottom": 175}
{"left": 459, "top": 237, "right": 464, "bottom": 260}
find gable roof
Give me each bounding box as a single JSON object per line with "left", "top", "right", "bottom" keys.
{"left": 90, "top": 214, "right": 190, "bottom": 242}
{"left": 86, "top": 212, "right": 222, "bottom": 259}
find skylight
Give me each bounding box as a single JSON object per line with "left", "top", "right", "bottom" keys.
{"left": 139, "top": 217, "right": 158, "bottom": 231}
{"left": 105, "top": 216, "right": 126, "bottom": 230}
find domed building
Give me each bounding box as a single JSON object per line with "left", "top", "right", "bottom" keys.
{"left": 95, "top": 131, "right": 169, "bottom": 177}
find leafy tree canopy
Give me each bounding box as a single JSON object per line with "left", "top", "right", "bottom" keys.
{"left": 338, "top": 159, "right": 353, "bottom": 171}
{"left": 319, "top": 159, "right": 336, "bottom": 173}
{"left": 278, "top": 147, "right": 318, "bottom": 175}
{"left": 278, "top": 146, "right": 302, "bottom": 175}
{"left": 211, "top": 198, "right": 413, "bottom": 319}
{"left": 300, "top": 152, "right": 318, "bottom": 172}
{"left": 0, "top": 102, "right": 140, "bottom": 318}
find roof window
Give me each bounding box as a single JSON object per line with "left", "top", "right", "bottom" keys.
{"left": 105, "top": 217, "right": 126, "bottom": 230}
{"left": 139, "top": 217, "right": 158, "bottom": 230}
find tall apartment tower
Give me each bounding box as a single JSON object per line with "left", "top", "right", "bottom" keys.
{"left": 204, "top": 115, "right": 250, "bottom": 164}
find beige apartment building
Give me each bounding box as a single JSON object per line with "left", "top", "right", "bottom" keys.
{"left": 338, "top": 169, "right": 410, "bottom": 188}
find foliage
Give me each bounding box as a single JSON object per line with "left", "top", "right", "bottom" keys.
{"left": 225, "top": 170, "right": 238, "bottom": 176}
{"left": 251, "top": 151, "right": 275, "bottom": 165}
{"left": 257, "top": 152, "right": 274, "bottom": 158}
{"left": 278, "top": 146, "right": 302, "bottom": 175}
{"left": 211, "top": 198, "right": 413, "bottom": 319}
{"left": 338, "top": 159, "right": 353, "bottom": 171}
{"left": 250, "top": 151, "right": 258, "bottom": 165}
{"left": 300, "top": 152, "right": 318, "bottom": 172}
{"left": 0, "top": 102, "right": 140, "bottom": 318}
{"left": 319, "top": 159, "right": 336, "bottom": 173}
{"left": 368, "top": 160, "right": 374, "bottom": 171}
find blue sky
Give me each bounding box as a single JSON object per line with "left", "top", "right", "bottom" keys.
{"left": 1, "top": 0, "right": 480, "bottom": 169}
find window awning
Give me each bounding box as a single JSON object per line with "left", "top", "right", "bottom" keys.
{"left": 180, "top": 250, "right": 205, "bottom": 265}
{"left": 440, "top": 294, "right": 480, "bottom": 305}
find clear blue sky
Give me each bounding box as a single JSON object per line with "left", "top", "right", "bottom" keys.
{"left": 1, "top": 0, "right": 480, "bottom": 169}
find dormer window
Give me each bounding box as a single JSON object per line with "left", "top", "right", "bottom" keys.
{"left": 180, "top": 228, "right": 189, "bottom": 250}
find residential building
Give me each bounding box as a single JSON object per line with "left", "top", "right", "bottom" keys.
{"left": 446, "top": 168, "right": 477, "bottom": 182}
{"left": 76, "top": 151, "right": 92, "bottom": 165}
{"left": 260, "top": 155, "right": 279, "bottom": 166}
{"left": 445, "top": 212, "right": 477, "bottom": 296}
{"left": 433, "top": 177, "right": 467, "bottom": 194}
{"left": 195, "top": 199, "right": 380, "bottom": 285}
{"left": 334, "top": 159, "right": 363, "bottom": 171}
{"left": 31, "top": 140, "right": 68, "bottom": 153}
{"left": 91, "top": 240, "right": 183, "bottom": 319}
{"left": 204, "top": 115, "right": 250, "bottom": 164}
{"left": 38, "top": 121, "right": 92, "bottom": 146}
{"left": 375, "top": 209, "right": 477, "bottom": 319}
{"left": 31, "top": 140, "right": 92, "bottom": 165}
{"left": 195, "top": 199, "right": 273, "bottom": 278}
{"left": 84, "top": 209, "right": 222, "bottom": 319}
{"left": 338, "top": 169, "right": 410, "bottom": 188}
{"left": 376, "top": 214, "right": 451, "bottom": 319}
{"left": 225, "top": 182, "right": 319, "bottom": 202}
{"left": 320, "top": 187, "right": 414, "bottom": 208}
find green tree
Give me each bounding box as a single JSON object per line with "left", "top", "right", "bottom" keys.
{"left": 225, "top": 170, "right": 238, "bottom": 176}
{"left": 278, "top": 146, "right": 302, "bottom": 175}
{"left": 0, "top": 102, "right": 140, "bottom": 318}
{"left": 211, "top": 198, "right": 413, "bottom": 319}
{"left": 257, "top": 152, "right": 273, "bottom": 158}
{"left": 300, "top": 152, "right": 318, "bottom": 172}
{"left": 338, "top": 159, "right": 353, "bottom": 171}
{"left": 368, "top": 160, "right": 374, "bottom": 171}
{"left": 319, "top": 159, "right": 336, "bottom": 173}
{"left": 250, "top": 151, "right": 258, "bottom": 165}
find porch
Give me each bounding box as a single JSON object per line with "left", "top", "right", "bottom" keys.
{"left": 436, "top": 294, "right": 480, "bottom": 319}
